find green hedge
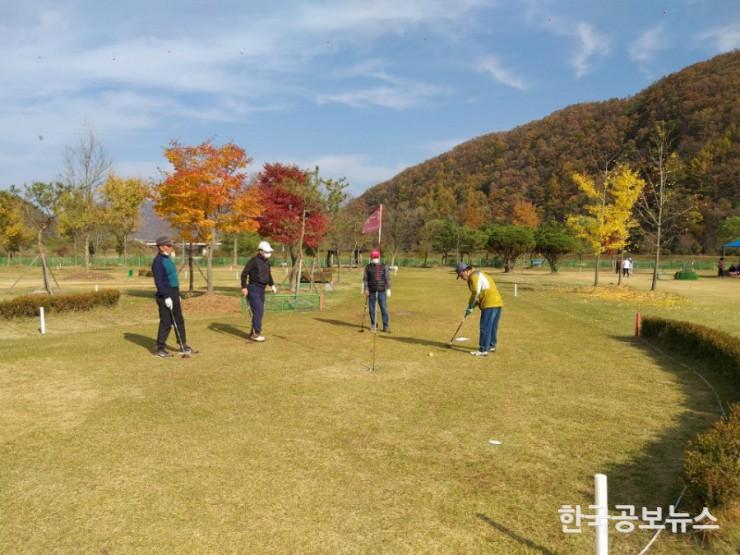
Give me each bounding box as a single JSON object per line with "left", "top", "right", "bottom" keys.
{"left": 683, "top": 403, "right": 740, "bottom": 509}
{"left": 0, "top": 289, "right": 120, "bottom": 319}
{"left": 641, "top": 317, "right": 740, "bottom": 383}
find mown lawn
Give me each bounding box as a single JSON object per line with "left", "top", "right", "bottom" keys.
{"left": 0, "top": 264, "right": 737, "bottom": 554}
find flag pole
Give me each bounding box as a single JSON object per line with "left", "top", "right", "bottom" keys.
{"left": 378, "top": 204, "right": 383, "bottom": 250}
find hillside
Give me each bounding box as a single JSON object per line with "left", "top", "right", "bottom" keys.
{"left": 360, "top": 51, "right": 740, "bottom": 252}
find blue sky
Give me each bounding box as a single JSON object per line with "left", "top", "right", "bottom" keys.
{"left": 1, "top": 0, "right": 738, "bottom": 196}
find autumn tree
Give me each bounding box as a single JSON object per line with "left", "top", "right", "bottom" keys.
{"left": 636, "top": 122, "right": 697, "bottom": 291}
{"left": 486, "top": 224, "right": 536, "bottom": 272}
{"left": 101, "top": 174, "right": 149, "bottom": 263}
{"left": 321, "top": 176, "right": 350, "bottom": 282}
{"left": 535, "top": 223, "right": 577, "bottom": 272}
{"left": 567, "top": 165, "right": 645, "bottom": 287}
{"left": 512, "top": 198, "right": 541, "bottom": 228}
{"left": 153, "top": 140, "right": 260, "bottom": 294}
{"left": 22, "top": 182, "right": 66, "bottom": 294}
{"left": 62, "top": 129, "right": 112, "bottom": 269}
{"left": 0, "top": 191, "right": 34, "bottom": 260}
{"left": 255, "top": 163, "right": 328, "bottom": 289}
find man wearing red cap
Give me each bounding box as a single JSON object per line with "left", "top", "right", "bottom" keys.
{"left": 363, "top": 248, "right": 391, "bottom": 332}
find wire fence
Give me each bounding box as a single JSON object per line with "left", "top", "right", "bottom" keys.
{"left": 0, "top": 254, "right": 724, "bottom": 271}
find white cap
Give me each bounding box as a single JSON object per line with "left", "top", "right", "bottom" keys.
{"left": 258, "top": 240, "right": 274, "bottom": 253}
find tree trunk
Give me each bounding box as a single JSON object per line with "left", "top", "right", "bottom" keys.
{"left": 617, "top": 251, "right": 624, "bottom": 286}
{"left": 651, "top": 224, "right": 662, "bottom": 292}
{"left": 293, "top": 208, "right": 307, "bottom": 295}
{"left": 594, "top": 253, "right": 601, "bottom": 287}
{"left": 206, "top": 234, "right": 215, "bottom": 294}
{"left": 123, "top": 234, "right": 128, "bottom": 266}
{"left": 188, "top": 243, "right": 194, "bottom": 293}
{"left": 38, "top": 229, "right": 53, "bottom": 295}
{"left": 83, "top": 232, "right": 90, "bottom": 270}
{"left": 233, "top": 236, "right": 238, "bottom": 266}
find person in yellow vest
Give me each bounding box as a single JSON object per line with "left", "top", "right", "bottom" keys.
{"left": 454, "top": 263, "right": 503, "bottom": 357}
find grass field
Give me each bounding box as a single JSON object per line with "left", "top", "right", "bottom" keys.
{"left": 0, "top": 263, "right": 738, "bottom": 554}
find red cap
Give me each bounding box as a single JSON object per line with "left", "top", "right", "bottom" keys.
{"left": 371, "top": 249, "right": 380, "bottom": 258}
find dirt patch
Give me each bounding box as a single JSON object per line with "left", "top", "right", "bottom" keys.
{"left": 559, "top": 285, "right": 686, "bottom": 306}
{"left": 182, "top": 293, "right": 242, "bottom": 315}
{"left": 64, "top": 271, "right": 115, "bottom": 281}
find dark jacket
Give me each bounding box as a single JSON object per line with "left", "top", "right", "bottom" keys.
{"left": 152, "top": 253, "right": 179, "bottom": 297}
{"left": 241, "top": 255, "right": 274, "bottom": 288}
{"left": 364, "top": 262, "right": 390, "bottom": 293}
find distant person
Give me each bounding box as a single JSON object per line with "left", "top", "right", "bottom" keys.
{"left": 454, "top": 263, "right": 503, "bottom": 357}
{"left": 363, "top": 249, "right": 391, "bottom": 332}
{"left": 241, "top": 241, "right": 277, "bottom": 342}
{"left": 151, "top": 236, "right": 194, "bottom": 357}
{"left": 718, "top": 257, "right": 725, "bottom": 277}
{"left": 622, "top": 257, "right": 631, "bottom": 277}
{"left": 628, "top": 257, "right": 634, "bottom": 277}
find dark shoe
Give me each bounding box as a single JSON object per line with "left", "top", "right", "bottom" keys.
{"left": 155, "top": 349, "right": 173, "bottom": 358}
{"left": 382, "top": 327, "right": 391, "bottom": 333}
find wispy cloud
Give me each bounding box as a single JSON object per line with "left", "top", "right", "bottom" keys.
{"left": 698, "top": 23, "right": 740, "bottom": 53}
{"left": 630, "top": 24, "right": 669, "bottom": 64}
{"left": 287, "top": 154, "right": 408, "bottom": 193}
{"left": 569, "top": 22, "right": 611, "bottom": 78}
{"left": 476, "top": 55, "right": 528, "bottom": 89}
{"left": 316, "top": 82, "right": 444, "bottom": 109}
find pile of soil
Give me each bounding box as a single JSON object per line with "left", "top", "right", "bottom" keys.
{"left": 181, "top": 293, "right": 242, "bottom": 315}
{"left": 64, "top": 271, "right": 115, "bottom": 281}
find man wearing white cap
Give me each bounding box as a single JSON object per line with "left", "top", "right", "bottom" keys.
{"left": 241, "top": 241, "right": 277, "bottom": 342}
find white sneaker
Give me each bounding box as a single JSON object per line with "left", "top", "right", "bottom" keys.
{"left": 250, "top": 335, "right": 266, "bottom": 342}
{"left": 470, "top": 350, "right": 488, "bottom": 357}
{"left": 487, "top": 347, "right": 496, "bottom": 353}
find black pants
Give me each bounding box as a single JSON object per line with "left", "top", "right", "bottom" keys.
{"left": 156, "top": 294, "right": 186, "bottom": 349}
{"left": 247, "top": 284, "right": 266, "bottom": 334}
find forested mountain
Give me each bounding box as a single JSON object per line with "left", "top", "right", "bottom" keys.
{"left": 359, "top": 51, "right": 740, "bottom": 252}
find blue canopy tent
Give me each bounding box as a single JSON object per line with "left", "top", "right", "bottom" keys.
{"left": 723, "top": 239, "right": 740, "bottom": 249}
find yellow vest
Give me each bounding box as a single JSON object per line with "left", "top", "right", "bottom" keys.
{"left": 467, "top": 270, "right": 503, "bottom": 309}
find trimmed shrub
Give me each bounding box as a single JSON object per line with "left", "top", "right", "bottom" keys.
{"left": 0, "top": 289, "right": 121, "bottom": 319}
{"left": 683, "top": 403, "right": 740, "bottom": 508}
{"left": 641, "top": 317, "right": 740, "bottom": 383}
{"left": 674, "top": 270, "right": 699, "bottom": 280}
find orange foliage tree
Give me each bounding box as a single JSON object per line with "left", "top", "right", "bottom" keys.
{"left": 152, "top": 140, "right": 261, "bottom": 294}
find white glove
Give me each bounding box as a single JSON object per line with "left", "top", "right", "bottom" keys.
{"left": 386, "top": 289, "right": 391, "bottom": 297}
{"left": 271, "top": 285, "right": 277, "bottom": 293}
{"left": 164, "top": 297, "right": 173, "bottom": 309}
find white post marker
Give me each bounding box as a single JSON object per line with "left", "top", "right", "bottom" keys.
{"left": 594, "top": 473, "right": 608, "bottom": 555}
{"left": 95, "top": 284, "right": 99, "bottom": 292}
{"left": 514, "top": 283, "right": 518, "bottom": 297}
{"left": 39, "top": 306, "right": 46, "bottom": 335}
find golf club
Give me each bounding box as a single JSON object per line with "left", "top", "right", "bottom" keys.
{"left": 169, "top": 306, "right": 190, "bottom": 358}
{"left": 447, "top": 317, "right": 467, "bottom": 347}
{"left": 359, "top": 295, "right": 368, "bottom": 332}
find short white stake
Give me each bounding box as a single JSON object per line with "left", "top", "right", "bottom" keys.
{"left": 514, "top": 283, "right": 518, "bottom": 297}
{"left": 595, "top": 473, "right": 608, "bottom": 555}
{"left": 39, "top": 306, "right": 46, "bottom": 335}
{"left": 95, "top": 284, "right": 99, "bottom": 292}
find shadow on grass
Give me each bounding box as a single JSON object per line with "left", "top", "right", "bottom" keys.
{"left": 313, "top": 317, "right": 361, "bottom": 330}
{"left": 208, "top": 322, "right": 250, "bottom": 340}
{"left": 124, "top": 288, "right": 156, "bottom": 299}
{"left": 476, "top": 513, "right": 557, "bottom": 554}
{"left": 123, "top": 332, "right": 156, "bottom": 352}
{"left": 597, "top": 335, "right": 737, "bottom": 512}
{"left": 382, "top": 334, "right": 470, "bottom": 351}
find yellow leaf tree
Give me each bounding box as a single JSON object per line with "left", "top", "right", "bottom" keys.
{"left": 567, "top": 165, "right": 645, "bottom": 287}
{"left": 101, "top": 174, "right": 150, "bottom": 264}
{"left": 152, "top": 140, "right": 261, "bottom": 294}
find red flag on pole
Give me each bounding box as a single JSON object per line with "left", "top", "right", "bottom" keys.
{"left": 361, "top": 206, "right": 382, "bottom": 234}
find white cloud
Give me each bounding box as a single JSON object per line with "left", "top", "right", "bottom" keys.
{"left": 630, "top": 24, "right": 669, "bottom": 64}
{"left": 476, "top": 56, "right": 528, "bottom": 89}
{"left": 698, "top": 23, "right": 740, "bottom": 53}
{"left": 569, "top": 22, "right": 611, "bottom": 78}
{"left": 317, "top": 80, "right": 446, "bottom": 109}
{"left": 281, "top": 154, "right": 408, "bottom": 192}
